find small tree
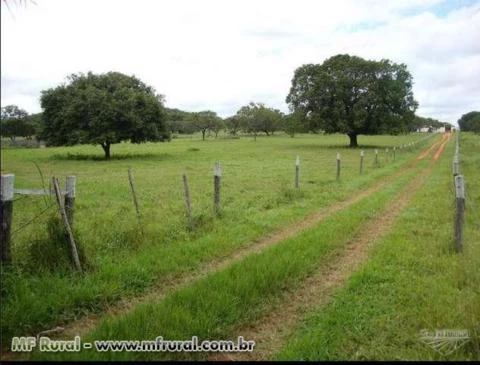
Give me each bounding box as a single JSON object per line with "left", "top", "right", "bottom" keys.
{"left": 40, "top": 72, "right": 170, "bottom": 159}
{"left": 225, "top": 115, "right": 243, "bottom": 136}
{"left": 210, "top": 117, "right": 225, "bottom": 138}
{"left": 192, "top": 111, "right": 222, "bottom": 140}
{"left": 235, "top": 102, "right": 283, "bottom": 140}
{"left": 283, "top": 111, "right": 305, "bottom": 138}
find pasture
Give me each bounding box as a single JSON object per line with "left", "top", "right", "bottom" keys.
{"left": 1, "top": 132, "right": 478, "bottom": 361}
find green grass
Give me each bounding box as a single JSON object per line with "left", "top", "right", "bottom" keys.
{"left": 276, "top": 132, "right": 480, "bottom": 361}
{"left": 0, "top": 132, "right": 434, "bottom": 348}
{"left": 37, "top": 153, "right": 423, "bottom": 361}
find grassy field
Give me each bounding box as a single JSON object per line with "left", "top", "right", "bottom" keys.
{"left": 277, "top": 132, "right": 480, "bottom": 360}
{"left": 3, "top": 131, "right": 468, "bottom": 361}
{"left": 40, "top": 161, "right": 422, "bottom": 361}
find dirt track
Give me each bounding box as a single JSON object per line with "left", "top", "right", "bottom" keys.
{"left": 215, "top": 135, "right": 449, "bottom": 361}
{"left": 1, "top": 134, "right": 448, "bottom": 361}
{"left": 59, "top": 140, "right": 433, "bottom": 340}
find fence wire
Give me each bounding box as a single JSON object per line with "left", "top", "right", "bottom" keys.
{"left": 10, "top": 201, "right": 57, "bottom": 238}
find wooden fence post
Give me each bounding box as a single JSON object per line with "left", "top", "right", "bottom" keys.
{"left": 65, "top": 176, "right": 76, "bottom": 229}
{"left": 336, "top": 153, "right": 341, "bottom": 180}
{"left": 182, "top": 174, "right": 194, "bottom": 230}
{"left": 295, "top": 155, "right": 300, "bottom": 188}
{"left": 393, "top": 146, "right": 396, "bottom": 161}
{"left": 1, "top": 174, "right": 14, "bottom": 266}
{"left": 213, "top": 161, "right": 222, "bottom": 215}
{"left": 454, "top": 175, "right": 465, "bottom": 253}
{"left": 52, "top": 177, "right": 82, "bottom": 272}
{"left": 453, "top": 158, "right": 460, "bottom": 176}
{"left": 374, "top": 149, "right": 379, "bottom": 167}
{"left": 359, "top": 150, "right": 364, "bottom": 174}
{"left": 385, "top": 148, "right": 389, "bottom": 163}
{"left": 128, "top": 168, "right": 140, "bottom": 217}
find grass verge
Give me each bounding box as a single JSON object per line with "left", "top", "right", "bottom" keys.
{"left": 276, "top": 132, "right": 480, "bottom": 361}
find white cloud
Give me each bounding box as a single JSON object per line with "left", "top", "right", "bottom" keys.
{"left": 1, "top": 0, "right": 479, "bottom": 124}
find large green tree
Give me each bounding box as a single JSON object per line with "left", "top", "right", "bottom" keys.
{"left": 286, "top": 54, "right": 418, "bottom": 147}
{"left": 40, "top": 72, "right": 170, "bottom": 159}
{"left": 458, "top": 111, "right": 480, "bottom": 133}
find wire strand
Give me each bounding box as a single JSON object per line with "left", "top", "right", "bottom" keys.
{"left": 11, "top": 202, "right": 57, "bottom": 237}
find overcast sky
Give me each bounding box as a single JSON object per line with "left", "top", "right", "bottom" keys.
{"left": 1, "top": 0, "right": 479, "bottom": 123}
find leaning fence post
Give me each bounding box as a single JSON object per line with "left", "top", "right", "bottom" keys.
{"left": 1, "top": 174, "right": 14, "bottom": 266}
{"left": 213, "top": 161, "right": 222, "bottom": 215}
{"left": 359, "top": 150, "right": 364, "bottom": 174}
{"left": 336, "top": 153, "right": 341, "bottom": 180}
{"left": 52, "top": 177, "right": 82, "bottom": 272}
{"left": 182, "top": 174, "right": 194, "bottom": 230}
{"left": 454, "top": 175, "right": 465, "bottom": 253}
{"left": 295, "top": 155, "right": 300, "bottom": 188}
{"left": 128, "top": 168, "right": 140, "bottom": 217}
{"left": 65, "top": 176, "right": 76, "bottom": 229}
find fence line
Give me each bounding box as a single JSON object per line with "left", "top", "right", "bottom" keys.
{"left": 1, "top": 175, "right": 78, "bottom": 267}
{"left": 453, "top": 131, "right": 465, "bottom": 253}
{"left": 0, "top": 133, "right": 439, "bottom": 267}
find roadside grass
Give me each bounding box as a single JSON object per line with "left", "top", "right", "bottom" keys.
{"left": 35, "top": 163, "right": 423, "bottom": 361}
{"left": 0, "top": 133, "right": 434, "bottom": 347}
{"left": 276, "top": 132, "right": 480, "bottom": 361}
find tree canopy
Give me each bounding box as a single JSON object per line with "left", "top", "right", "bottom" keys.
{"left": 286, "top": 54, "right": 418, "bottom": 147}
{"left": 409, "top": 115, "right": 449, "bottom": 132}
{"left": 191, "top": 111, "right": 223, "bottom": 140}
{"left": 40, "top": 71, "right": 170, "bottom": 159}
{"left": 0, "top": 104, "right": 37, "bottom": 141}
{"left": 234, "top": 102, "right": 283, "bottom": 140}
{"left": 458, "top": 111, "right": 480, "bottom": 133}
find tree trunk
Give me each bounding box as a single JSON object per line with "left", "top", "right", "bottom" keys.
{"left": 202, "top": 130, "right": 206, "bottom": 141}
{"left": 101, "top": 142, "right": 111, "bottom": 159}
{"left": 348, "top": 133, "right": 358, "bottom": 148}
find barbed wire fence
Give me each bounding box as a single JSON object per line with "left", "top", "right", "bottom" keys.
{"left": 1, "top": 174, "right": 77, "bottom": 267}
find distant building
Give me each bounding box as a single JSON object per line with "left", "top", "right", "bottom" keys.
{"left": 417, "top": 127, "right": 430, "bottom": 133}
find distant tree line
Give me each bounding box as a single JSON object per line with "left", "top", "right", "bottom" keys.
{"left": 1, "top": 105, "right": 42, "bottom": 141}
{"left": 5, "top": 53, "right": 470, "bottom": 159}
{"left": 457, "top": 111, "right": 480, "bottom": 133}
{"left": 408, "top": 115, "right": 450, "bottom": 132}
{"left": 166, "top": 103, "right": 308, "bottom": 140}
